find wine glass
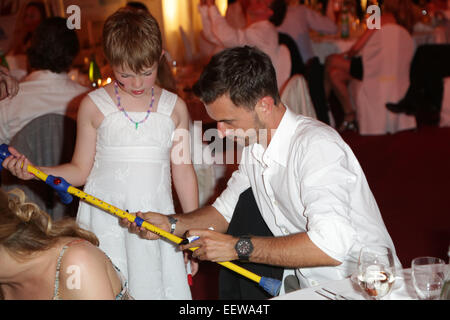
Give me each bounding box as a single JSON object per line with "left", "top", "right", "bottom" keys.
{"left": 411, "top": 256, "right": 446, "bottom": 300}
{"left": 356, "top": 245, "right": 396, "bottom": 300}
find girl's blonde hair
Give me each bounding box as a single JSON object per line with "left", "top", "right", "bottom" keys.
{"left": 0, "top": 188, "right": 98, "bottom": 261}
{"left": 102, "top": 8, "right": 162, "bottom": 73}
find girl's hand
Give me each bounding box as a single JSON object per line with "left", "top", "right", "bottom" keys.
{"left": 1, "top": 146, "right": 35, "bottom": 180}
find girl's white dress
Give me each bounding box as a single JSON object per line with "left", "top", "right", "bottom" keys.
{"left": 76, "top": 87, "right": 192, "bottom": 300}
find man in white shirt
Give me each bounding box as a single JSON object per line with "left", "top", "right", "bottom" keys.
{"left": 124, "top": 46, "right": 401, "bottom": 291}
{"left": 199, "top": 0, "right": 291, "bottom": 90}
{"left": 0, "top": 17, "right": 89, "bottom": 144}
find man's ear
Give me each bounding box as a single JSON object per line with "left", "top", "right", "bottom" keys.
{"left": 255, "top": 96, "right": 275, "bottom": 120}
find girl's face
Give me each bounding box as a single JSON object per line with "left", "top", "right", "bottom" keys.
{"left": 112, "top": 63, "right": 158, "bottom": 98}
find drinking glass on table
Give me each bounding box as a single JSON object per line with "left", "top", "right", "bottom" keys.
{"left": 411, "top": 256, "right": 446, "bottom": 300}
{"left": 356, "top": 245, "right": 396, "bottom": 300}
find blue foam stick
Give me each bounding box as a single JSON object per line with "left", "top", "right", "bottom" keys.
{"left": 134, "top": 216, "right": 144, "bottom": 227}
{"left": 0, "top": 144, "right": 72, "bottom": 204}
{"left": 45, "top": 175, "right": 73, "bottom": 204}
{"left": 0, "top": 144, "right": 11, "bottom": 171}
{"left": 259, "top": 276, "right": 282, "bottom": 297}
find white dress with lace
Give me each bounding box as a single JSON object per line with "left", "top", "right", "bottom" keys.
{"left": 76, "top": 87, "right": 192, "bottom": 300}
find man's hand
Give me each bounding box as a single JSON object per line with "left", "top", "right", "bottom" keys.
{"left": 119, "top": 211, "right": 171, "bottom": 240}
{"left": 0, "top": 66, "right": 19, "bottom": 100}
{"left": 179, "top": 229, "right": 238, "bottom": 262}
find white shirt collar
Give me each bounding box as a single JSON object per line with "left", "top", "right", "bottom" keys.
{"left": 24, "top": 70, "right": 69, "bottom": 82}
{"left": 251, "top": 106, "right": 298, "bottom": 167}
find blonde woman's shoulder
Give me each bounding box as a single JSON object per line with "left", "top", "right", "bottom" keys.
{"left": 57, "top": 239, "right": 118, "bottom": 300}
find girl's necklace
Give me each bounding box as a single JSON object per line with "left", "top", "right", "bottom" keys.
{"left": 113, "top": 81, "right": 155, "bottom": 130}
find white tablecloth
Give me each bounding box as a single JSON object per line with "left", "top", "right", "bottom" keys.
{"left": 272, "top": 268, "right": 422, "bottom": 300}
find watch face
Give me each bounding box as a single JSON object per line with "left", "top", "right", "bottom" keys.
{"left": 236, "top": 238, "right": 253, "bottom": 257}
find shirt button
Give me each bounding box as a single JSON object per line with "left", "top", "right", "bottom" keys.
{"left": 311, "top": 280, "right": 319, "bottom": 286}
{"left": 282, "top": 227, "right": 289, "bottom": 235}
{"left": 273, "top": 200, "right": 278, "bottom": 206}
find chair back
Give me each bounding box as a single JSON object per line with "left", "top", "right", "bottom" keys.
{"left": 278, "top": 32, "right": 305, "bottom": 76}
{"left": 1, "top": 113, "right": 78, "bottom": 220}
{"left": 350, "top": 24, "right": 416, "bottom": 135}
{"left": 440, "top": 77, "right": 450, "bottom": 127}
{"left": 281, "top": 74, "right": 317, "bottom": 119}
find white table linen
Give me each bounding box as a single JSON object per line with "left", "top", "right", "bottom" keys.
{"left": 272, "top": 268, "right": 427, "bottom": 300}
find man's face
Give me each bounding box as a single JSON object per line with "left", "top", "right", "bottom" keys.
{"left": 204, "top": 94, "right": 267, "bottom": 147}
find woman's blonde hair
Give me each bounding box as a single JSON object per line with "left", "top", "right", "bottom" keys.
{"left": 102, "top": 8, "right": 162, "bottom": 73}
{"left": 0, "top": 188, "right": 98, "bottom": 261}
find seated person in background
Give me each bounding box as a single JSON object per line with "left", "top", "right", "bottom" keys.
{"left": 278, "top": 0, "right": 337, "bottom": 65}
{"left": 0, "top": 17, "right": 89, "bottom": 144}
{"left": 122, "top": 46, "right": 402, "bottom": 291}
{"left": 323, "top": 0, "right": 417, "bottom": 132}
{"left": 0, "top": 66, "right": 19, "bottom": 101}
{"left": 199, "top": 0, "right": 291, "bottom": 90}
{"left": 8, "top": 1, "right": 47, "bottom": 56}
{"left": 0, "top": 188, "right": 133, "bottom": 300}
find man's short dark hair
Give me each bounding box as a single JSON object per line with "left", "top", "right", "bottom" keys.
{"left": 192, "top": 46, "right": 280, "bottom": 110}
{"left": 26, "top": 17, "right": 79, "bottom": 73}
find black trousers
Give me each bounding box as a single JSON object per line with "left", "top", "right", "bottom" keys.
{"left": 399, "top": 44, "right": 450, "bottom": 122}
{"left": 218, "top": 188, "right": 284, "bottom": 300}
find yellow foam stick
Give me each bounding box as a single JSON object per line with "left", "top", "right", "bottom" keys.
{"left": 24, "top": 165, "right": 269, "bottom": 289}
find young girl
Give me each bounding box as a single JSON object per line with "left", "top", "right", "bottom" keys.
{"left": 3, "top": 8, "right": 198, "bottom": 299}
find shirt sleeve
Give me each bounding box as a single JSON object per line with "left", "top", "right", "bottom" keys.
{"left": 305, "top": 7, "right": 338, "bottom": 35}
{"left": 297, "top": 138, "right": 359, "bottom": 263}
{"left": 198, "top": 5, "right": 223, "bottom": 47}
{"left": 207, "top": 4, "right": 248, "bottom": 48}
{"left": 212, "top": 154, "right": 251, "bottom": 223}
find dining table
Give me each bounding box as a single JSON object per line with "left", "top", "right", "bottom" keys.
{"left": 272, "top": 266, "right": 448, "bottom": 300}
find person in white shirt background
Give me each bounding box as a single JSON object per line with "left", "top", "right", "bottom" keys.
{"left": 278, "top": 0, "right": 337, "bottom": 64}
{"left": 198, "top": 0, "right": 291, "bottom": 91}
{"left": 0, "top": 17, "right": 89, "bottom": 144}
{"left": 121, "top": 46, "right": 402, "bottom": 291}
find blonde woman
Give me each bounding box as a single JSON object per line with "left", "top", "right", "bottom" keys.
{"left": 0, "top": 188, "right": 133, "bottom": 300}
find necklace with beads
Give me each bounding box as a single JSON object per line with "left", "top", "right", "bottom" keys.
{"left": 113, "top": 81, "right": 155, "bottom": 130}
